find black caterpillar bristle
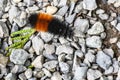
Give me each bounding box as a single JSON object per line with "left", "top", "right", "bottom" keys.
{"left": 28, "top": 14, "right": 38, "bottom": 27}
{"left": 48, "top": 18, "right": 73, "bottom": 38}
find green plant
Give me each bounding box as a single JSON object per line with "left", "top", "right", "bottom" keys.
{"left": 6, "top": 29, "right": 35, "bottom": 56}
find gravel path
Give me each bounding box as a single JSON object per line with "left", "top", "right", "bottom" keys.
{"left": 0, "top": 0, "right": 120, "bottom": 80}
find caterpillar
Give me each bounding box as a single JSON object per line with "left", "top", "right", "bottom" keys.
{"left": 28, "top": 12, "right": 73, "bottom": 38}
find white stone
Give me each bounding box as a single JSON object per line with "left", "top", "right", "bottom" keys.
{"left": 51, "top": 72, "right": 62, "bottom": 80}
{"left": 56, "top": 6, "right": 68, "bottom": 16}
{"left": 116, "top": 23, "right": 120, "bottom": 31}
{"left": 73, "top": 67, "right": 88, "bottom": 80}
{"left": 104, "top": 66, "right": 113, "bottom": 75}
{"left": 59, "top": 62, "right": 70, "bottom": 73}
{"left": 56, "top": 45, "right": 73, "bottom": 55}
{"left": 85, "top": 52, "right": 95, "bottom": 63}
{"left": 98, "top": 13, "right": 109, "bottom": 20}
{"left": 83, "top": 0, "right": 97, "bottom": 10}
{"left": 117, "top": 41, "right": 120, "bottom": 48}
{"left": 42, "top": 68, "right": 51, "bottom": 77}
{"left": 53, "top": 0, "right": 59, "bottom": 6}
{"left": 44, "top": 44, "right": 55, "bottom": 54}
{"left": 59, "top": 37, "right": 68, "bottom": 44}
{"left": 87, "top": 69, "right": 102, "bottom": 80}
{"left": 109, "top": 37, "right": 118, "bottom": 44}
{"left": 58, "top": 0, "right": 67, "bottom": 7}
{"left": 32, "top": 36, "right": 44, "bottom": 55}
{"left": 8, "top": 6, "right": 20, "bottom": 23}
{"left": 43, "top": 60, "right": 58, "bottom": 71}
{"left": 107, "top": 0, "right": 116, "bottom": 4}
{"left": 114, "top": 0, "right": 120, "bottom": 7}
{"left": 10, "top": 49, "right": 29, "bottom": 64}
{"left": 31, "top": 55, "right": 44, "bottom": 69}
{"left": 5, "top": 73, "right": 16, "bottom": 80}
{"left": 74, "top": 18, "right": 89, "bottom": 33}
{"left": 103, "top": 48, "right": 114, "bottom": 58}
{"left": 13, "top": 0, "right": 21, "bottom": 3}
{"left": 87, "top": 22, "right": 104, "bottom": 35}
{"left": 110, "top": 20, "right": 117, "bottom": 27}
{"left": 65, "top": 13, "right": 76, "bottom": 24}
{"left": 112, "top": 59, "right": 119, "bottom": 73}
{"left": 41, "top": 32, "right": 53, "bottom": 43}
{"left": 96, "top": 51, "right": 112, "bottom": 70}
{"left": 75, "top": 50, "right": 84, "bottom": 58}
{"left": 46, "top": 6, "right": 58, "bottom": 14}
{"left": 0, "top": 54, "right": 8, "bottom": 67}
{"left": 96, "top": 9, "right": 105, "bottom": 14}
{"left": 25, "top": 69, "right": 32, "bottom": 79}
{"left": 74, "top": 2, "right": 83, "bottom": 13}
{"left": 86, "top": 36, "right": 102, "bottom": 48}
{"left": 0, "top": 21, "right": 9, "bottom": 37}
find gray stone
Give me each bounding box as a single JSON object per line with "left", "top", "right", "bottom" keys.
{"left": 10, "top": 49, "right": 29, "bottom": 64}
{"left": 43, "top": 60, "right": 58, "bottom": 71}
{"left": 112, "top": 59, "right": 119, "bottom": 73}
{"left": 53, "top": 0, "right": 59, "bottom": 6}
{"left": 86, "top": 36, "right": 102, "bottom": 48}
{"left": 74, "top": 18, "right": 89, "bottom": 33}
{"left": 0, "top": 0, "right": 7, "bottom": 11}
{"left": 58, "top": 54, "right": 66, "bottom": 62}
{"left": 0, "top": 21, "right": 9, "bottom": 37}
{"left": 87, "top": 22, "right": 104, "bottom": 35}
{"left": 59, "top": 62, "right": 70, "bottom": 73}
{"left": 32, "top": 36, "right": 44, "bottom": 55}
{"left": 31, "top": 55, "right": 44, "bottom": 69}
{"left": 83, "top": 0, "right": 97, "bottom": 10}
{"left": 59, "top": 37, "right": 69, "bottom": 44}
{"left": 41, "top": 32, "right": 53, "bottom": 43}
{"left": 25, "top": 69, "right": 32, "bottom": 79}
{"left": 87, "top": 69, "right": 102, "bottom": 80}
{"left": 96, "top": 51, "right": 112, "bottom": 70}
{"left": 73, "top": 67, "right": 88, "bottom": 80}
{"left": 56, "top": 45, "right": 73, "bottom": 55}
{"left": 5, "top": 73, "right": 16, "bottom": 80}
{"left": 56, "top": 6, "right": 68, "bottom": 16}
{"left": 24, "top": 40, "right": 31, "bottom": 50}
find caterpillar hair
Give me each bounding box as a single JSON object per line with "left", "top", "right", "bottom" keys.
{"left": 28, "top": 12, "right": 73, "bottom": 38}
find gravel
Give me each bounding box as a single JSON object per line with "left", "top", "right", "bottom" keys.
{"left": 1, "top": 0, "right": 120, "bottom": 79}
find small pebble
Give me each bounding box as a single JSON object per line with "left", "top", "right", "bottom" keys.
{"left": 10, "top": 49, "right": 29, "bottom": 65}
{"left": 31, "top": 55, "right": 44, "bottom": 69}
{"left": 83, "top": 0, "right": 97, "bottom": 10}
{"left": 86, "top": 36, "right": 102, "bottom": 48}
{"left": 96, "top": 51, "right": 112, "bottom": 70}
{"left": 32, "top": 36, "right": 44, "bottom": 55}
{"left": 46, "top": 6, "right": 58, "bottom": 14}
{"left": 25, "top": 69, "right": 32, "bottom": 79}
{"left": 13, "top": 0, "right": 22, "bottom": 3}
{"left": 59, "top": 62, "right": 70, "bottom": 73}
